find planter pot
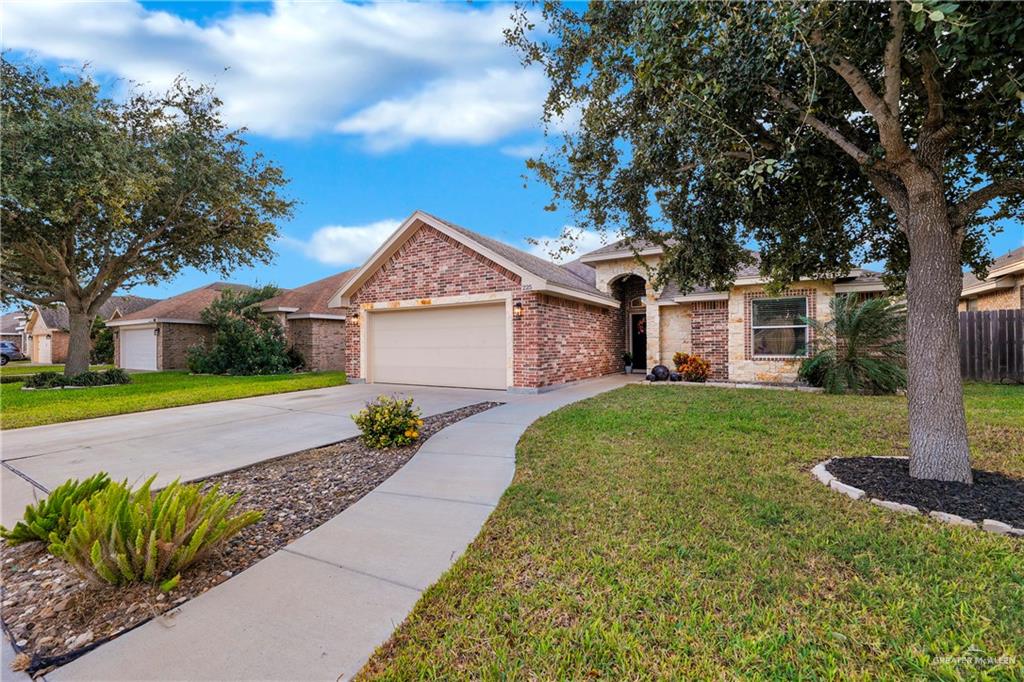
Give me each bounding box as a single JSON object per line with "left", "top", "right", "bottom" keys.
{"left": 624, "top": 365, "right": 633, "bottom": 374}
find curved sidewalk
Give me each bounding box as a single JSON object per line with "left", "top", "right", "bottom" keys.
{"left": 50, "top": 375, "right": 628, "bottom": 681}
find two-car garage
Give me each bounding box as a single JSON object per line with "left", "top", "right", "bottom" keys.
{"left": 366, "top": 303, "right": 508, "bottom": 390}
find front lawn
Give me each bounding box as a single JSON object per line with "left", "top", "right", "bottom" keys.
{"left": 361, "top": 383, "right": 1024, "bottom": 679}
{"left": 0, "top": 370, "right": 347, "bottom": 429}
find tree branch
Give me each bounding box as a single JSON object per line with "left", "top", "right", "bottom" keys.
{"left": 0, "top": 284, "right": 61, "bottom": 306}
{"left": 883, "top": 0, "right": 905, "bottom": 116}
{"left": 954, "top": 179, "right": 1024, "bottom": 224}
{"left": 764, "top": 85, "right": 872, "bottom": 165}
{"left": 919, "top": 48, "right": 945, "bottom": 131}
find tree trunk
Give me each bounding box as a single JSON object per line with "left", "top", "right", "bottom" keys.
{"left": 64, "top": 308, "right": 93, "bottom": 376}
{"left": 904, "top": 188, "right": 972, "bottom": 483}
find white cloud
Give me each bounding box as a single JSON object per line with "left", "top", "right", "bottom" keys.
{"left": 282, "top": 219, "right": 401, "bottom": 266}
{"left": 500, "top": 142, "right": 548, "bottom": 159}
{"left": 3, "top": 1, "right": 546, "bottom": 145}
{"left": 527, "top": 226, "right": 612, "bottom": 263}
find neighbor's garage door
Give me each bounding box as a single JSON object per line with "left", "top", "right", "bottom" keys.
{"left": 368, "top": 304, "right": 506, "bottom": 390}
{"left": 120, "top": 327, "right": 158, "bottom": 370}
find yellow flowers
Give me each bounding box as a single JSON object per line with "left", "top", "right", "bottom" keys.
{"left": 353, "top": 395, "right": 424, "bottom": 449}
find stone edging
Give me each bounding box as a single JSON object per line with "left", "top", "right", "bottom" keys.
{"left": 812, "top": 456, "right": 1024, "bottom": 537}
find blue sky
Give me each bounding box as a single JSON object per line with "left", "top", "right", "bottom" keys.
{"left": 4, "top": 1, "right": 1021, "bottom": 302}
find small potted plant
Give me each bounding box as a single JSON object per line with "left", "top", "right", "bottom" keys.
{"left": 622, "top": 351, "right": 633, "bottom": 374}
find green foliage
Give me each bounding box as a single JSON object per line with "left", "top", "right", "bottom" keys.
{"left": 0, "top": 57, "right": 293, "bottom": 375}
{"left": 1, "top": 473, "right": 111, "bottom": 546}
{"left": 506, "top": 2, "right": 1023, "bottom": 290}
{"left": 673, "top": 352, "right": 711, "bottom": 382}
{"left": 353, "top": 395, "right": 425, "bottom": 449}
{"left": 0, "top": 374, "right": 27, "bottom": 384}
{"left": 49, "top": 476, "right": 263, "bottom": 589}
{"left": 90, "top": 316, "right": 114, "bottom": 364}
{"left": 24, "top": 368, "right": 132, "bottom": 389}
{"left": 186, "top": 286, "right": 301, "bottom": 375}
{"left": 799, "top": 295, "right": 907, "bottom": 395}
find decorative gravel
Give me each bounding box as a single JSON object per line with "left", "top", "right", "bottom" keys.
{"left": 826, "top": 457, "right": 1024, "bottom": 527}
{"left": 1, "top": 401, "right": 501, "bottom": 676}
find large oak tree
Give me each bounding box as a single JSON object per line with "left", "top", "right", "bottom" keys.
{"left": 508, "top": 0, "right": 1023, "bottom": 483}
{"left": 1, "top": 59, "right": 294, "bottom": 375}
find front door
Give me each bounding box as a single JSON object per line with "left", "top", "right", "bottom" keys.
{"left": 631, "top": 313, "right": 647, "bottom": 370}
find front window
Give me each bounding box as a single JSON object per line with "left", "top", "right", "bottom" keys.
{"left": 751, "top": 297, "right": 808, "bottom": 357}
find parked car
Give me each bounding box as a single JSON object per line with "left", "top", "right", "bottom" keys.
{"left": 1, "top": 341, "right": 27, "bottom": 365}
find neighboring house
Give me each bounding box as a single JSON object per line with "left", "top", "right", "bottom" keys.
{"left": 327, "top": 210, "right": 888, "bottom": 391}
{"left": 24, "top": 296, "right": 159, "bottom": 364}
{"left": 106, "top": 283, "right": 250, "bottom": 370}
{"left": 959, "top": 246, "right": 1024, "bottom": 311}
{"left": 260, "top": 271, "right": 354, "bottom": 371}
{"left": 0, "top": 310, "right": 29, "bottom": 350}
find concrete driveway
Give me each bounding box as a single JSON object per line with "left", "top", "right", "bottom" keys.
{"left": 1, "top": 383, "right": 506, "bottom": 525}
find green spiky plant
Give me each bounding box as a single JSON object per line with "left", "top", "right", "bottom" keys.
{"left": 1, "top": 473, "right": 111, "bottom": 545}
{"left": 799, "top": 295, "right": 907, "bottom": 395}
{"left": 48, "top": 476, "right": 263, "bottom": 591}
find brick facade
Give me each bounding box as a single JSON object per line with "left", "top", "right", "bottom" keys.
{"left": 345, "top": 224, "right": 620, "bottom": 389}
{"left": 959, "top": 276, "right": 1024, "bottom": 311}
{"left": 288, "top": 318, "right": 346, "bottom": 371}
{"left": 690, "top": 301, "right": 729, "bottom": 380}
{"left": 158, "top": 323, "right": 212, "bottom": 369}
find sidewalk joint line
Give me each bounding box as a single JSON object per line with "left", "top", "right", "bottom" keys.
{"left": 2, "top": 461, "right": 50, "bottom": 494}
{"left": 280, "top": 548, "right": 423, "bottom": 593}
{"left": 374, "top": 490, "right": 498, "bottom": 509}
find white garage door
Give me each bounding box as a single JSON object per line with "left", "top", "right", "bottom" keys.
{"left": 120, "top": 327, "right": 157, "bottom": 370}
{"left": 368, "top": 304, "right": 507, "bottom": 390}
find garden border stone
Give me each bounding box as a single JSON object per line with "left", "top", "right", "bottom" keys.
{"left": 812, "top": 456, "right": 1024, "bottom": 537}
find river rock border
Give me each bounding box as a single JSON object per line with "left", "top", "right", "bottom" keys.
{"left": 812, "top": 456, "right": 1024, "bottom": 537}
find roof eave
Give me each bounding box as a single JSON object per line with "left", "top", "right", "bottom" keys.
{"left": 578, "top": 247, "right": 663, "bottom": 264}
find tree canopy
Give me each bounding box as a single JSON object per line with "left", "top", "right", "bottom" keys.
{"left": 1, "top": 58, "right": 294, "bottom": 373}
{"left": 509, "top": 0, "right": 1023, "bottom": 291}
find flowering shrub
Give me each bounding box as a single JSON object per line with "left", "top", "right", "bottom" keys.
{"left": 673, "top": 352, "right": 711, "bottom": 382}
{"left": 353, "top": 395, "right": 425, "bottom": 449}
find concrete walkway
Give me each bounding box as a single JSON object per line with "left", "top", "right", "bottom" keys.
{"left": 1, "top": 383, "right": 502, "bottom": 525}
{"left": 48, "top": 375, "right": 628, "bottom": 681}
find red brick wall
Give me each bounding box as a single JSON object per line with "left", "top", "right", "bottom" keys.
{"left": 288, "top": 318, "right": 346, "bottom": 371}
{"left": 513, "top": 292, "right": 621, "bottom": 388}
{"left": 51, "top": 331, "right": 70, "bottom": 364}
{"left": 345, "top": 224, "right": 619, "bottom": 389}
{"left": 158, "top": 323, "right": 212, "bottom": 370}
{"left": 691, "top": 301, "right": 729, "bottom": 380}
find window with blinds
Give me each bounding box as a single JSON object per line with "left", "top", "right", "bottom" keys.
{"left": 751, "top": 297, "right": 808, "bottom": 357}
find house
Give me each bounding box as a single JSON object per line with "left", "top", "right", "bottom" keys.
{"left": 260, "top": 271, "right": 354, "bottom": 371}
{"left": 24, "top": 296, "right": 159, "bottom": 364}
{"left": 327, "top": 210, "right": 889, "bottom": 391}
{"left": 0, "top": 310, "right": 29, "bottom": 351}
{"left": 106, "top": 283, "right": 249, "bottom": 370}
{"left": 959, "top": 246, "right": 1024, "bottom": 311}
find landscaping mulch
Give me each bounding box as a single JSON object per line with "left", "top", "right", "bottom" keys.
{"left": 826, "top": 456, "right": 1024, "bottom": 527}
{"left": 1, "top": 401, "right": 501, "bottom": 676}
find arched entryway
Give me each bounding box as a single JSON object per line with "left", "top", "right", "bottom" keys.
{"left": 611, "top": 274, "right": 648, "bottom": 371}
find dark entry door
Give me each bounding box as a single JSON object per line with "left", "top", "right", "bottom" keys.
{"left": 631, "top": 314, "right": 647, "bottom": 370}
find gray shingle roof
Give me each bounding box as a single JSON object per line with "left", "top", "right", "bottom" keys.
{"left": 37, "top": 295, "right": 160, "bottom": 330}
{"left": 962, "top": 245, "right": 1024, "bottom": 290}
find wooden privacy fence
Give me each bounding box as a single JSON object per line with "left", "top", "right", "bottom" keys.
{"left": 959, "top": 309, "right": 1024, "bottom": 383}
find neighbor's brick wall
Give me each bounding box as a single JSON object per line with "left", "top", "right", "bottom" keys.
{"left": 345, "top": 225, "right": 522, "bottom": 381}
{"left": 158, "top": 323, "right": 212, "bottom": 370}
{"left": 691, "top": 301, "right": 729, "bottom": 380}
{"left": 512, "top": 292, "right": 621, "bottom": 388}
{"left": 959, "top": 275, "right": 1024, "bottom": 311}
{"left": 288, "top": 318, "right": 346, "bottom": 371}
{"left": 50, "top": 331, "right": 70, "bottom": 364}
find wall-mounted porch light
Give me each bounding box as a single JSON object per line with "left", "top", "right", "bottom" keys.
{"left": 512, "top": 301, "right": 523, "bottom": 318}
{"left": 348, "top": 314, "right": 361, "bottom": 326}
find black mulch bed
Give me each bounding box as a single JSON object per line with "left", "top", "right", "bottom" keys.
{"left": 826, "top": 457, "right": 1024, "bottom": 527}
{"left": 1, "top": 401, "right": 501, "bottom": 677}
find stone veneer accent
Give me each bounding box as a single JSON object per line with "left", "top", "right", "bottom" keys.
{"left": 344, "top": 224, "right": 620, "bottom": 389}
{"left": 690, "top": 301, "right": 729, "bottom": 380}
{"left": 658, "top": 305, "right": 692, "bottom": 366}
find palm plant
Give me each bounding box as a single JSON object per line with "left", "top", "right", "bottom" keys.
{"left": 799, "top": 295, "right": 907, "bottom": 395}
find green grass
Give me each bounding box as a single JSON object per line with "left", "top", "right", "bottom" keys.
{"left": 0, "top": 370, "right": 347, "bottom": 429}
{"left": 360, "top": 383, "right": 1024, "bottom": 680}
{"left": 0, "top": 362, "right": 113, "bottom": 376}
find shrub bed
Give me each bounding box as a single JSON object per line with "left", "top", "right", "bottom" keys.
{"left": 23, "top": 369, "right": 131, "bottom": 390}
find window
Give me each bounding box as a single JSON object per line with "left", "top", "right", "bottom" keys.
{"left": 966, "top": 298, "right": 978, "bottom": 312}
{"left": 751, "top": 297, "right": 808, "bottom": 357}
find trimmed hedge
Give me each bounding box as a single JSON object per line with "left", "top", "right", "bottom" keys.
{"left": 24, "top": 368, "right": 132, "bottom": 390}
